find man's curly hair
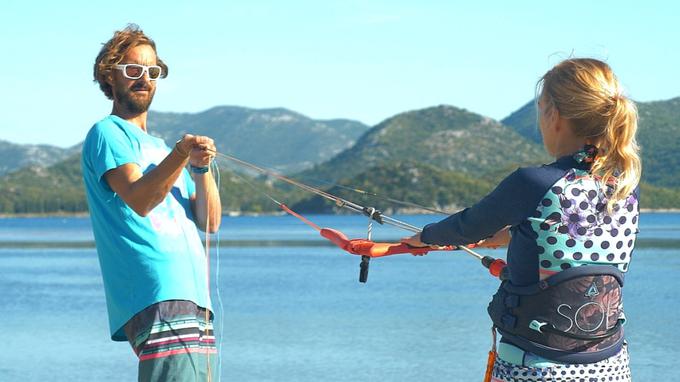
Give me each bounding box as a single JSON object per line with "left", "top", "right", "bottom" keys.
{"left": 93, "top": 24, "right": 168, "bottom": 100}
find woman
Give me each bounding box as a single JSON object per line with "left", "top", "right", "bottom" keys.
{"left": 403, "top": 58, "right": 640, "bottom": 382}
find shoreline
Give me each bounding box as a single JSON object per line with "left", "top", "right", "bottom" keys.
{"left": 0, "top": 211, "right": 285, "bottom": 218}
{"left": 639, "top": 208, "right": 680, "bottom": 213}
{"left": 1, "top": 209, "right": 680, "bottom": 218}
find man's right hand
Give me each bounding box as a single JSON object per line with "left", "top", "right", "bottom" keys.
{"left": 105, "top": 135, "right": 204, "bottom": 217}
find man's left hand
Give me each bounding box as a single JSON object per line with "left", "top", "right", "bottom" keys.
{"left": 178, "top": 134, "right": 216, "bottom": 168}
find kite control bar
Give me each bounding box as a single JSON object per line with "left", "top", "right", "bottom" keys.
{"left": 320, "top": 228, "right": 508, "bottom": 280}
{"left": 207, "top": 151, "right": 509, "bottom": 282}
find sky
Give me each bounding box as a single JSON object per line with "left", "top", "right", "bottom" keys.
{"left": 1, "top": 0, "right": 678, "bottom": 148}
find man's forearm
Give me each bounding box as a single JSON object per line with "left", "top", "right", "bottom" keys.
{"left": 106, "top": 147, "right": 189, "bottom": 217}
{"left": 192, "top": 171, "right": 222, "bottom": 232}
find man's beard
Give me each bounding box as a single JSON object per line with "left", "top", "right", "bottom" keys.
{"left": 114, "top": 83, "right": 155, "bottom": 114}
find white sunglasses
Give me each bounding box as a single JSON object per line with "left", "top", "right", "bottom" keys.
{"left": 113, "top": 64, "right": 162, "bottom": 80}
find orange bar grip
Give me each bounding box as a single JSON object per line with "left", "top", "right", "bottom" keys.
{"left": 320, "top": 228, "right": 353, "bottom": 252}
{"left": 488, "top": 259, "right": 507, "bottom": 278}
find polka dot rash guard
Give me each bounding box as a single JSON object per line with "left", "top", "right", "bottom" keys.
{"left": 420, "top": 148, "right": 639, "bottom": 286}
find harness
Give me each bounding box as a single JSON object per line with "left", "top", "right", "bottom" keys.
{"left": 487, "top": 265, "right": 625, "bottom": 363}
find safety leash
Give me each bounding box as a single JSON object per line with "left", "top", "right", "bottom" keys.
{"left": 483, "top": 326, "right": 497, "bottom": 382}
{"left": 204, "top": 179, "right": 212, "bottom": 382}
{"left": 211, "top": 160, "right": 224, "bottom": 382}
{"left": 201, "top": 158, "right": 222, "bottom": 382}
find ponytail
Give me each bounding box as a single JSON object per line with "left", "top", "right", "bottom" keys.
{"left": 590, "top": 96, "right": 641, "bottom": 209}
{"left": 539, "top": 58, "right": 641, "bottom": 211}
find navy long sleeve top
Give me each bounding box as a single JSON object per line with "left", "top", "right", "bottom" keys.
{"left": 420, "top": 149, "right": 639, "bottom": 286}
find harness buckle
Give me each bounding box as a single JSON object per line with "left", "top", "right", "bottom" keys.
{"left": 529, "top": 320, "right": 548, "bottom": 333}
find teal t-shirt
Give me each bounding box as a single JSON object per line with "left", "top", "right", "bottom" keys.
{"left": 82, "top": 115, "right": 211, "bottom": 341}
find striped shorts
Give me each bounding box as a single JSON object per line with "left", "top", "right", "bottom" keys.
{"left": 124, "top": 300, "right": 218, "bottom": 382}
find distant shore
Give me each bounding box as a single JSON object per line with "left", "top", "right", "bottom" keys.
{"left": 639, "top": 208, "right": 680, "bottom": 213}
{"left": 1, "top": 209, "right": 679, "bottom": 218}
{"left": 0, "top": 212, "right": 91, "bottom": 218}
{"left": 0, "top": 211, "right": 283, "bottom": 218}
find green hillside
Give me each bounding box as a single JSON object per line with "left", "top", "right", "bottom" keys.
{"left": 501, "top": 101, "right": 541, "bottom": 144}
{"left": 637, "top": 97, "right": 680, "bottom": 188}
{"left": 215, "top": 168, "right": 306, "bottom": 214}
{"left": 0, "top": 155, "right": 87, "bottom": 214}
{"left": 501, "top": 97, "right": 680, "bottom": 189}
{"left": 0, "top": 140, "right": 79, "bottom": 177}
{"left": 301, "top": 105, "right": 550, "bottom": 182}
{"left": 292, "top": 161, "right": 494, "bottom": 214}
{"left": 0, "top": 152, "right": 301, "bottom": 215}
{"left": 640, "top": 183, "right": 680, "bottom": 210}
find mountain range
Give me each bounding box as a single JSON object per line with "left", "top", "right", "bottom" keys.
{"left": 0, "top": 140, "right": 80, "bottom": 177}
{"left": 1, "top": 97, "right": 679, "bottom": 214}
{"left": 147, "top": 106, "right": 369, "bottom": 174}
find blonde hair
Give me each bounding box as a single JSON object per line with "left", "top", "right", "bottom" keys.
{"left": 538, "top": 58, "right": 641, "bottom": 209}
{"left": 93, "top": 24, "right": 168, "bottom": 100}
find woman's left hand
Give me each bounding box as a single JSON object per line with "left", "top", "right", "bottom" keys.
{"left": 475, "top": 226, "right": 511, "bottom": 248}
{"left": 401, "top": 233, "right": 452, "bottom": 256}
{"left": 402, "top": 233, "right": 447, "bottom": 248}
{"left": 401, "top": 233, "right": 429, "bottom": 248}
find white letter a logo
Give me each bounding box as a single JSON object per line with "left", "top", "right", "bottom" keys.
{"left": 585, "top": 282, "right": 600, "bottom": 298}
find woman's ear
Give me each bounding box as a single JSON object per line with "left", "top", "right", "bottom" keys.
{"left": 550, "top": 109, "right": 564, "bottom": 133}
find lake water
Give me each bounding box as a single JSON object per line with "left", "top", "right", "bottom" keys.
{"left": 1, "top": 213, "right": 679, "bottom": 381}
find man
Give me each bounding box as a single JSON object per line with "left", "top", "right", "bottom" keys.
{"left": 82, "top": 24, "right": 221, "bottom": 381}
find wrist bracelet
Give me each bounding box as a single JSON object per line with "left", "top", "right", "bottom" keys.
{"left": 190, "top": 165, "right": 210, "bottom": 174}
{"left": 174, "top": 139, "right": 189, "bottom": 157}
